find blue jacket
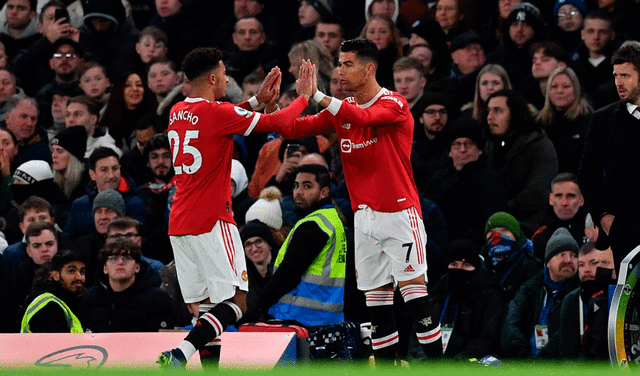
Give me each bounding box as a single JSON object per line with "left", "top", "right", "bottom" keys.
{"left": 64, "top": 175, "right": 147, "bottom": 241}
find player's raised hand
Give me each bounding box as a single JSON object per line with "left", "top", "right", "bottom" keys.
{"left": 296, "top": 60, "right": 313, "bottom": 100}
{"left": 256, "top": 67, "right": 281, "bottom": 105}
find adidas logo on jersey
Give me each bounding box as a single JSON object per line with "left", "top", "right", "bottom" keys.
{"left": 404, "top": 265, "right": 415, "bottom": 272}
{"left": 342, "top": 123, "right": 351, "bottom": 129}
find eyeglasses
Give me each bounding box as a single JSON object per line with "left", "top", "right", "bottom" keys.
{"left": 451, "top": 140, "right": 477, "bottom": 150}
{"left": 424, "top": 109, "right": 447, "bottom": 116}
{"left": 557, "top": 10, "right": 580, "bottom": 19}
{"left": 244, "top": 238, "right": 266, "bottom": 249}
{"left": 52, "top": 53, "right": 77, "bottom": 59}
{"left": 106, "top": 254, "right": 135, "bottom": 263}
{"left": 107, "top": 233, "right": 140, "bottom": 240}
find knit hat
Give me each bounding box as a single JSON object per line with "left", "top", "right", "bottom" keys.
{"left": 484, "top": 211, "right": 521, "bottom": 239}
{"left": 304, "top": 0, "right": 333, "bottom": 21}
{"left": 421, "top": 91, "right": 449, "bottom": 109}
{"left": 545, "top": 227, "right": 579, "bottom": 263}
{"left": 554, "top": 0, "right": 587, "bottom": 19}
{"left": 93, "top": 188, "right": 125, "bottom": 216}
{"left": 231, "top": 159, "right": 248, "bottom": 198}
{"left": 52, "top": 126, "right": 88, "bottom": 162}
{"left": 365, "top": 0, "right": 399, "bottom": 23}
{"left": 245, "top": 186, "right": 283, "bottom": 229}
{"left": 240, "top": 220, "right": 277, "bottom": 251}
{"left": 449, "top": 32, "right": 485, "bottom": 53}
{"left": 14, "top": 160, "right": 54, "bottom": 184}
{"left": 449, "top": 239, "right": 482, "bottom": 270}
{"left": 449, "top": 118, "right": 485, "bottom": 150}
{"left": 506, "top": 2, "right": 545, "bottom": 34}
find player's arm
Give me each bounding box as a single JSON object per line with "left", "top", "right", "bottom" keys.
{"left": 310, "top": 64, "right": 406, "bottom": 128}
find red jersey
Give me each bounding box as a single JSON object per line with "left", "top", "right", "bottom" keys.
{"left": 283, "top": 88, "right": 421, "bottom": 214}
{"left": 168, "top": 97, "right": 307, "bottom": 235}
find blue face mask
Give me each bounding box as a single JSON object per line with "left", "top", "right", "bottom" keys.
{"left": 487, "top": 231, "right": 517, "bottom": 267}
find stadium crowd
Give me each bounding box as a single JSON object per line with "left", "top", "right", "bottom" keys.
{"left": 0, "top": 0, "right": 635, "bottom": 362}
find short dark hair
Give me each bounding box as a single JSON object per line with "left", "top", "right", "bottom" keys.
{"left": 579, "top": 241, "right": 596, "bottom": 256}
{"left": 19, "top": 196, "right": 53, "bottom": 222}
{"left": 89, "top": 146, "right": 120, "bottom": 171}
{"left": 78, "top": 61, "right": 107, "bottom": 81}
{"left": 294, "top": 163, "right": 331, "bottom": 189}
{"left": 584, "top": 10, "right": 613, "bottom": 29}
{"left": 40, "top": 1, "right": 65, "bottom": 23}
{"left": 486, "top": 89, "right": 536, "bottom": 134}
{"left": 27, "top": 0, "right": 37, "bottom": 12}
{"left": 25, "top": 221, "right": 57, "bottom": 246}
{"left": 182, "top": 47, "right": 224, "bottom": 81}
{"left": 143, "top": 133, "right": 170, "bottom": 162}
{"left": 107, "top": 217, "right": 142, "bottom": 236}
{"left": 50, "top": 249, "right": 87, "bottom": 272}
{"left": 98, "top": 239, "right": 142, "bottom": 266}
{"left": 340, "top": 38, "right": 379, "bottom": 65}
{"left": 551, "top": 172, "right": 579, "bottom": 190}
{"left": 68, "top": 95, "right": 101, "bottom": 116}
{"left": 612, "top": 44, "right": 640, "bottom": 77}
{"left": 530, "top": 42, "right": 567, "bottom": 64}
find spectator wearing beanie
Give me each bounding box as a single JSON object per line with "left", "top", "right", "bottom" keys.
{"left": 6, "top": 160, "right": 68, "bottom": 239}
{"left": 501, "top": 227, "right": 579, "bottom": 358}
{"left": 240, "top": 220, "right": 277, "bottom": 312}
{"left": 551, "top": 0, "right": 586, "bottom": 53}
{"left": 424, "top": 118, "right": 507, "bottom": 245}
{"left": 73, "top": 188, "right": 125, "bottom": 287}
{"left": 428, "top": 239, "right": 505, "bottom": 359}
{"left": 411, "top": 91, "right": 451, "bottom": 189}
{"left": 52, "top": 126, "right": 89, "bottom": 201}
{"left": 486, "top": 2, "right": 547, "bottom": 87}
{"left": 482, "top": 211, "right": 542, "bottom": 301}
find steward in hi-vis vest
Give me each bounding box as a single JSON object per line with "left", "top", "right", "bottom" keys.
{"left": 20, "top": 250, "right": 87, "bottom": 333}
{"left": 252, "top": 164, "right": 348, "bottom": 327}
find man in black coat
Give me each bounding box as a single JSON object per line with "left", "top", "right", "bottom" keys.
{"left": 77, "top": 239, "right": 173, "bottom": 332}
{"left": 424, "top": 119, "right": 507, "bottom": 245}
{"left": 531, "top": 173, "right": 587, "bottom": 261}
{"left": 578, "top": 43, "right": 640, "bottom": 270}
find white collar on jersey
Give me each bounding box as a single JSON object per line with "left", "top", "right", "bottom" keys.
{"left": 184, "top": 97, "right": 210, "bottom": 103}
{"left": 357, "top": 88, "right": 390, "bottom": 109}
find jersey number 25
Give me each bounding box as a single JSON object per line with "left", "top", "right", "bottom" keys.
{"left": 168, "top": 130, "right": 202, "bottom": 175}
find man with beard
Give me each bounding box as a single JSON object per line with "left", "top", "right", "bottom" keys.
{"left": 501, "top": 227, "right": 580, "bottom": 358}
{"left": 138, "top": 134, "right": 175, "bottom": 238}
{"left": 579, "top": 44, "right": 640, "bottom": 271}
{"left": 20, "top": 249, "right": 86, "bottom": 333}
{"left": 36, "top": 38, "right": 83, "bottom": 129}
{"left": 64, "top": 147, "right": 146, "bottom": 241}
{"left": 244, "top": 164, "right": 347, "bottom": 327}
{"left": 555, "top": 243, "right": 616, "bottom": 358}
{"left": 411, "top": 92, "right": 451, "bottom": 189}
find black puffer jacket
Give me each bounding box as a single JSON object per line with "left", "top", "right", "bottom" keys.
{"left": 78, "top": 262, "right": 174, "bottom": 332}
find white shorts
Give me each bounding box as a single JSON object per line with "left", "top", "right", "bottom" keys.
{"left": 354, "top": 206, "right": 428, "bottom": 291}
{"left": 170, "top": 220, "right": 248, "bottom": 304}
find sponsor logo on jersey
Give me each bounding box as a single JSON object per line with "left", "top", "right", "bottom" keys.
{"left": 234, "top": 106, "right": 252, "bottom": 119}
{"left": 404, "top": 264, "right": 415, "bottom": 273}
{"left": 340, "top": 138, "right": 378, "bottom": 153}
{"left": 342, "top": 123, "right": 351, "bottom": 129}
{"left": 381, "top": 95, "right": 404, "bottom": 108}
{"left": 170, "top": 110, "right": 199, "bottom": 125}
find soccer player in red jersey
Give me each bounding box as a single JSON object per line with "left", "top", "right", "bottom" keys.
{"left": 157, "top": 47, "right": 314, "bottom": 368}
{"left": 280, "top": 39, "right": 444, "bottom": 363}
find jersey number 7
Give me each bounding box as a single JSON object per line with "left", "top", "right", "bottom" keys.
{"left": 168, "top": 130, "right": 202, "bottom": 175}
